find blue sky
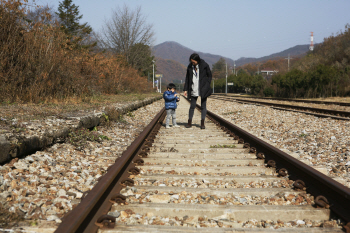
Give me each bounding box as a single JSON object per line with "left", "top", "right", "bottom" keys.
{"left": 29, "top": 0, "right": 350, "bottom": 60}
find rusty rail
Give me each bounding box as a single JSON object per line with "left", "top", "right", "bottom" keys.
{"left": 211, "top": 95, "right": 350, "bottom": 120}
{"left": 212, "top": 93, "right": 350, "bottom": 106}
{"left": 55, "top": 107, "right": 166, "bottom": 233}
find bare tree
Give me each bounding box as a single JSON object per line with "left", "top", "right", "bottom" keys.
{"left": 26, "top": 5, "right": 59, "bottom": 26}
{"left": 99, "top": 5, "right": 155, "bottom": 65}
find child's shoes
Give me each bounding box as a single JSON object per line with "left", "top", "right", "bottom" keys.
{"left": 165, "top": 125, "right": 171, "bottom": 129}
{"left": 173, "top": 125, "right": 180, "bottom": 128}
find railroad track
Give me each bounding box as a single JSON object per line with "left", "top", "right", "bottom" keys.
{"left": 210, "top": 95, "right": 350, "bottom": 120}
{"left": 55, "top": 96, "right": 350, "bottom": 232}
{"left": 212, "top": 93, "right": 350, "bottom": 107}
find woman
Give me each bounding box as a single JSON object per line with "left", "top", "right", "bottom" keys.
{"left": 183, "top": 53, "right": 212, "bottom": 129}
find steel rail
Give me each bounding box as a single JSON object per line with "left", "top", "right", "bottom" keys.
{"left": 183, "top": 96, "right": 350, "bottom": 228}
{"left": 211, "top": 95, "right": 350, "bottom": 120}
{"left": 212, "top": 93, "right": 350, "bottom": 106}
{"left": 55, "top": 107, "right": 166, "bottom": 233}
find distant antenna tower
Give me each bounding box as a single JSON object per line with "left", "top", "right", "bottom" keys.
{"left": 309, "top": 32, "right": 314, "bottom": 51}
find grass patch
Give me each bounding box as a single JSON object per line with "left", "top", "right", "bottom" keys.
{"left": 210, "top": 144, "right": 236, "bottom": 148}
{"left": 0, "top": 93, "right": 161, "bottom": 123}
{"left": 67, "top": 127, "right": 111, "bottom": 150}
{"left": 0, "top": 203, "right": 24, "bottom": 228}
{"left": 126, "top": 111, "right": 135, "bottom": 118}
{"left": 222, "top": 111, "right": 242, "bottom": 115}
{"left": 299, "top": 133, "right": 308, "bottom": 137}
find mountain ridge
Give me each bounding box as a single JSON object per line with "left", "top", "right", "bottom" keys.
{"left": 152, "top": 41, "right": 311, "bottom": 84}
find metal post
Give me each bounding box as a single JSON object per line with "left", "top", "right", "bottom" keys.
{"left": 225, "top": 63, "right": 227, "bottom": 94}
{"left": 160, "top": 78, "right": 162, "bottom": 93}
{"left": 285, "top": 54, "right": 293, "bottom": 72}
{"left": 152, "top": 60, "right": 155, "bottom": 89}
{"left": 234, "top": 60, "right": 236, "bottom": 76}
{"left": 213, "top": 79, "right": 215, "bottom": 94}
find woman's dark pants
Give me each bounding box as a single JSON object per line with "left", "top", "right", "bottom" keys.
{"left": 189, "top": 96, "right": 207, "bottom": 120}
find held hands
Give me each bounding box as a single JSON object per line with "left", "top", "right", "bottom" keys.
{"left": 184, "top": 91, "right": 187, "bottom": 97}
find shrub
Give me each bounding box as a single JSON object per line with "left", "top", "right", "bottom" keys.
{"left": 0, "top": 0, "right": 152, "bottom": 103}
{"left": 263, "top": 87, "right": 275, "bottom": 97}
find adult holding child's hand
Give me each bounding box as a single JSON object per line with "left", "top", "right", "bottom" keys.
{"left": 183, "top": 53, "right": 212, "bottom": 129}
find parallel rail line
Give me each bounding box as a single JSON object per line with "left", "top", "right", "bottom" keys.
{"left": 210, "top": 95, "right": 350, "bottom": 120}
{"left": 55, "top": 96, "right": 350, "bottom": 232}
{"left": 213, "top": 93, "right": 350, "bottom": 107}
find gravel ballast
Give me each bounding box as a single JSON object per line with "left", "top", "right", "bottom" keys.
{"left": 207, "top": 98, "right": 350, "bottom": 188}
{"left": 0, "top": 98, "right": 163, "bottom": 229}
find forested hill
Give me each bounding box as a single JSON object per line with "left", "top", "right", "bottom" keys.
{"left": 155, "top": 57, "right": 187, "bottom": 84}
{"left": 153, "top": 41, "right": 310, "bottom": 68}
{"left": 235, "top": 44, "right": 311, "bottom": 66}
{"left": 153, "top": 41, "right": 235, "bottom": 67}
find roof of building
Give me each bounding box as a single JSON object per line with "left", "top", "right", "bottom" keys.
{"left": 261, "top": 68, "right": 279, "bottom": 72}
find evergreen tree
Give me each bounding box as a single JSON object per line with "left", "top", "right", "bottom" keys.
{"left": 212, "top": 58, "right": 226, "bottom": 80}
{"left": 56, "top": 0, "right": 94, "bottom": 49}
{"left": 128, "top": 43, "right": 154, "bottom": 77}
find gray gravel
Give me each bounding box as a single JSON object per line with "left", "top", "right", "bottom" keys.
{"left": 207, "top": 98, "right": 350, "bottom": 187}
{"left": 0, "top": 100, "right": 163, "bottom": 224}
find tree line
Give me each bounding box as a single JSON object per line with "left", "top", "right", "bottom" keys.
{"left": 0, "top": 0, "right": 155, "bottom": 103}
{"left": 212, "top": 24, "right": 350, "bottom": 98}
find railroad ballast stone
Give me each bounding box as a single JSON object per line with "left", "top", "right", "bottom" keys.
{"left": 0, "top": 135, "right": 11, "bottom": 163}
{"left": 207, "top": 97, "right": 350, "bottom": 188}
{"left": 0, "top": 97, "right": 164, "bottom": 230}
{"left": 0, "top": 96, "right": 161, "bottom": 163}
{"left": 107, "top": 96, "right": 343, "bottom": 232}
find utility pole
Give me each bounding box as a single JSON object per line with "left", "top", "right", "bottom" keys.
{"left": 213, "top": 79, "right": 214, "bottom": 94}
{"left": 159, "top": 77, "right": 162, "bottom": 93}
{"left": 152, "top": 60, "right": 155, "bottom": 89}
{"left": 233, "top": 60, "right": 236, "bottom": 76}
{"left": 285, "top": 54, "right": 293, "bottom": 72}
{"left": 225, "top": 63, "right": 228, "bottom": 94}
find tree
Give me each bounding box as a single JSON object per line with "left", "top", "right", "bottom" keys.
{"left": 128, "top": 43, "right": 154, "bottom": 77}
{"left": 99, "top": 4, "right": 155, "bottom": 70}
{"left": 26, "top": 5, "right": 58, "bottom": 26}
{"left": 212, "top": 58, "right": 226, "bottom": 80}
{"left": 250, "top": 74, "right": 266, "bottom": 95}
{"left": 56, "top": 0, "right": 94, "bottom": 49}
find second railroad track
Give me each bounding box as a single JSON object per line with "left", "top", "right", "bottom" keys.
{"left": 210, "top": 94, "right": 350, "bottom": 120}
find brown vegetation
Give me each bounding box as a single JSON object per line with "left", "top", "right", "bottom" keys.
{"left": 155, "top": 57, "right": 187, "bottom": 83}
{"left": 0, "top": 0, "right": 152, "bottom": 103}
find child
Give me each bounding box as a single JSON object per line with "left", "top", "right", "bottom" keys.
{"left": 163, "top": 83, "right": 180, "bottom": 129}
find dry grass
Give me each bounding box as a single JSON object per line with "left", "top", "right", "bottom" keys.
{"left": 0, "top": 93, "right": 161, "bottom": 123}
{"left": 0, "top": 202, "right": 24, "bottom": 228}
{"left": 0, "top": 0, "right": 153, "bottom": 103}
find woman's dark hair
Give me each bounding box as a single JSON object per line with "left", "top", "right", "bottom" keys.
{"left": 189, "top": 53, "right": 201, "bottom": 63}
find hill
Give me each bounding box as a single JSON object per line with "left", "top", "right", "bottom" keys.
{"left": 152, "top": 41, "right": 311, "bottom": 84}
{"left": 153, "top": 41, "right": 310, "bottom": 68}
{"left": 153, "top": 41, "right": 235, "bottom": 68}
{"left": 154, "top": 57, "right": 187, "bottom": 84}
{"left": 235, "top": 44, "right": 311, "bottom": 66}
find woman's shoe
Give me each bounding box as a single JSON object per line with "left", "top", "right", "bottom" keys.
{"left": 185, "top": 119, "right": 192, "bottom": 128}
{"left": 201, "top": 120, "right": 205, "bottom": 129}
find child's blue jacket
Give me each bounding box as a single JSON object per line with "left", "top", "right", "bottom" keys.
{"left": 163, "top": 90, "right": 178, "bottom": 109}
